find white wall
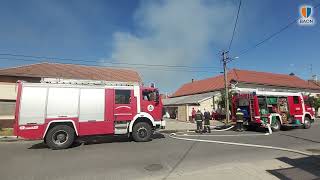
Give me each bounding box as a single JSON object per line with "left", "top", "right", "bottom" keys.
{"left": 178, "top": 105, "right": 187, "bottom": 121}
{"left": 199, "top": 98, "right": 214, "bottom": 112}
{"left": 0, "top": 83, "right": 17, "bottom": 100}
{"left": 187, "top": 105, "right": 198, "bottom": 116}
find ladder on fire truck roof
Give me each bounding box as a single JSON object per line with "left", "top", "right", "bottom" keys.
{"left": 40, "top": 78, "right": 140, "bottom": 86}
{"left": 232, "top": 87, "right": 303, "bottom": 97}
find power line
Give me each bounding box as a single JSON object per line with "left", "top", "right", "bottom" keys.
{"left": 237, "top": 2, "right": 320, "bottom": 57}
{"left": 0, "top": 57, "right": 219, "bottom": 73}
{"left": 228, "top": 0, "right": 242, "bottom": 51}
{"left": 0, "top": 53, "right": 220, "bottom": 69}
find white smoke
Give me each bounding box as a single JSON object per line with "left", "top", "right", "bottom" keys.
{"left": 110, "top": 0, "right": 235, "bottom": 93}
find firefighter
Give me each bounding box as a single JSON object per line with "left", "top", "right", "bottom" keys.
{"left": 203, "top": 109, "right": 211, "bottom": 133}
{"left": 236, "top": 108, "right": 244, "bottom": 132}
{"left": 195, "top": 109, "right": 203, "bottom": 133}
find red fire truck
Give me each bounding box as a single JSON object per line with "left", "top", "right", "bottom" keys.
{"left": 13, "top": 78, "right": 165, "bottom": 149}
{"left": 231, "top": 88, "right": 315, "bottom": 131}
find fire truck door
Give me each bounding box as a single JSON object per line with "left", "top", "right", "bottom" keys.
{"left": 288, "top": 96, "right": 303, "bottom": 121}
{"left": 114, "top": 89, "right": 137, "bottom": 122}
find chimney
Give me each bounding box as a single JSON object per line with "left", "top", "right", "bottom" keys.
{"left": 289, "top": 72, "right": 295, "bottom": 76}
{"left": 192, "top": 79, "right": 194, "bottom": 83}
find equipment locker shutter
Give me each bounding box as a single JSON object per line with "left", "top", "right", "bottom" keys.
{"left": 19, "top": 87, "right": 47, "bottom": 125}
{"left": 79, "top": 88, "right": 105, "bottom": 122}
{"left": 46, "top": 87, "right": 79, "bottom": 118}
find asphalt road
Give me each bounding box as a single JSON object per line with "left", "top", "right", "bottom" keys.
{"left": 1, "top": 120, "right": 320, "bottom": 180}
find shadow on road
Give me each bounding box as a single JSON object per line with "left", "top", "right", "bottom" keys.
{"left": 28, "top": 133, "right": 165, "bottom": 150}
{"left": 245, "top": 126, "right": 300, "bottom": 133}
{"left": 267, "top": 155, "right": 320, "bottom": 180}
{"left": 279, "top": 133, "right": 320, "bottom": 144}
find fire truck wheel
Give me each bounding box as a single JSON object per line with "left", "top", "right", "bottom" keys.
{"left": 271, "top": 120, "right": 281, "bottom": 132}
{"left": 132, "top": 122, "right": 152, "bottom": 142}
{"left": 304, "top": 117, "right": 311, "bottom": 129}
{"left": 45, "top": 125, "right": 75, "bottom": 150}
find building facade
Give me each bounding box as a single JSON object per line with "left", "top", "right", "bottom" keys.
{"left": 163, "top": 92, "right": 220, "bottom": 121}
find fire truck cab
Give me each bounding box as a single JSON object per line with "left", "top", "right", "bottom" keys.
{"left": 231, "top": 88, "right": 315, "bottom": 131}
{"left": 13, "top": 78, "right": 165, "bottom": 149}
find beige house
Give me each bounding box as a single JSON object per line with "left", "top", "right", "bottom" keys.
{"left": 163, "top": 92, "right": 220, "bottom": 121}
{"left": 0, "top": 62, "right": 141, "bottom": 128}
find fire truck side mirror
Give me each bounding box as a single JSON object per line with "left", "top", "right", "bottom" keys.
{"left": 155, "top": 90, "right": 160, "bottom": 104}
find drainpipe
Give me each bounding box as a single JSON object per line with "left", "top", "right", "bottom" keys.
{"left": 186, "top": 104, "right": 189, "bottom": 122}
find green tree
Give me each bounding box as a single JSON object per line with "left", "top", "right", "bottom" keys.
{"left": 307, "top": 96, "right": 320, "bottom": 110}
{"left": 218, "top": 90, "right": 232, "bottom": 109}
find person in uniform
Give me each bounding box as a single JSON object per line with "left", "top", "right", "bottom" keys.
{"left": 203, "top": 109, "right": 211, "bottom": 133}
{"left": 195, "top": 109, "right": 204, "bottom": 133}
{"left": 236, "top": 108, "right": 244, "bottom": 131}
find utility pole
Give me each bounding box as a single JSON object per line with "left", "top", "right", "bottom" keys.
{"left": 222, "top": 50, "right": 230, "bottom": 124}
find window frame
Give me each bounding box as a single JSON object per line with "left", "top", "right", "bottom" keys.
{"left": 142, "top": 90, "right": 157, "bottom": 102}
{"left": 0, "top": 100, "right": 16, "bottom": 117}
{"left": 293, "top": 96, "right": 300, "bottom": 104}
{"left": 115, "top": 89, "right": 131, "bottom": 104}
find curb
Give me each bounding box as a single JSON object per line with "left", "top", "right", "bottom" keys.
{"left": 158, "top": 129, "right": 195, "bottom": 134}
{"left": 158, "top": 124, "right": 229, "bottom": 134}
{"left": 0, "top": 136, "right": 22, "bottom": 142}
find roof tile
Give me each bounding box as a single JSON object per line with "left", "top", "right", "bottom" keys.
{"left": 172, "top": 69, "right": 320, "bottom": 97}
{"left": 0, "top": 62, "right": 142, "bottom": 82}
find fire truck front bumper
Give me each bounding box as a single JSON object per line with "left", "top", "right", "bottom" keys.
{"left": 155, "top": 119, "right": 166, "bottom": 129}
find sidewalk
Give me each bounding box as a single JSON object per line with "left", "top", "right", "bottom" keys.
{"left": 160, "top": 118, "right": 225, "bottom": 133}
{"left": 0, "top": 136, "right": 20, "bottom": 142}
{"left": 165, "top": 158, "right": 291, "bottom": 180}
{"left": 0, "top": 128, "right": 19, "bottom": 141}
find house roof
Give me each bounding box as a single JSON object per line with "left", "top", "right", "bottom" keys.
{"left": 308, "top": 80, "right": 320, "bottom": 88}
{"left": 171, "top": 69, "right": 320, "bottom": 97}
{"left": 0, "top": 62, "right": 142, "bottom": 82}
{"left": 163, "top": 91, "right": 218, "bottom": 106}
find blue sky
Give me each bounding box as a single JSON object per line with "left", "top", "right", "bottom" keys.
{"left": 0, "top": 0, "right": 319, "bottom": 93}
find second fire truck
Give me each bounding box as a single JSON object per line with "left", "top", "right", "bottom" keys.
{"left": 231, "top": 88, "right": 315, "bottom": 131}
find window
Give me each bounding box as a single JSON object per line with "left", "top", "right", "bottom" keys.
{"left": 238, "top": 98, "right": 249, "bottom": 106}
{"left": 142, "top": 90, "right": 156, "bottom": 101}
{"left": 293, "top": 96, "right": 300, "bottom": 104}
{"left": 115, "top": 90, "right": 131, "bottom": 104}
{"left": 0, "top": 100, "right": 15, "bottom": 116}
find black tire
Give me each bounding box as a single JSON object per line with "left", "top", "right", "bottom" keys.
{"left": 132, "top": 122, "right": 152, "bottom": 142}
{"left": 45, "top": 125, "right": 75, "bottom": 150}
{"left": 271, "top": 120, "right": 281, "bottom": 132}
{"left": 304, "top": 117, "right": 311, "bottom": 129}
